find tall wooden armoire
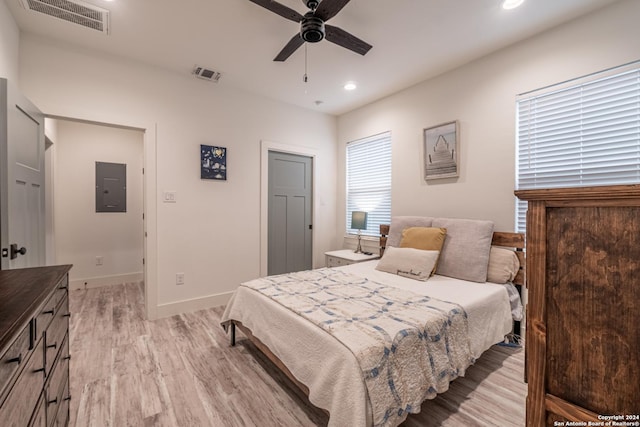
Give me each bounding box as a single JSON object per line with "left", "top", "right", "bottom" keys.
{"left": 515, "top": 185, "right": 640, "bottom": 426}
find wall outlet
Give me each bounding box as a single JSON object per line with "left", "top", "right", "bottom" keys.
{"left": 96, "top": 256, "right": 103, "bottom": 266}
{"left": 176, "top": 272, "right": 185, "bottom": 285}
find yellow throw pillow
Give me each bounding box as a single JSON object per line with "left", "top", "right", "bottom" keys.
{"left": 399, "top": 227, "right": 447, "bottom": 274}
{"left": 400, "top": 227, "right": 447, "bottom": 250}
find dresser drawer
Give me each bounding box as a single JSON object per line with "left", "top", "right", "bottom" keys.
{"left": 30, "top": 394, "right": 47, "bottom": 427}
{"left": 0, "top": 322, "right": 32, "bottom": 401}
{"left": 46, "top": 333, "right": 69, "bottom": 427}
{"left": 34, "top": 277, "right": 68, "bottom": 339}
{"left": 45, "top": 294, "right": 69, "bottom": 375}
{"left": 54, "top": 379, "right": 70, "bottom": 427}
{"left": 35, "top": 299, "right": 58, "bottom": 341}
{"left": 0, "top": 338, "right": 45, "bottom": 426}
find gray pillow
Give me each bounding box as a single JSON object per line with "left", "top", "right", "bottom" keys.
{"left": 432, "top": 217, "right": 494, "bottom": 282}
{"left": 387, "top": 216, "right": 434, "bottom": 247}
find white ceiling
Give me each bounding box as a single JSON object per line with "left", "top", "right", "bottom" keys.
{"left": 5, "top": 0, "right": 620, "bottom": 115}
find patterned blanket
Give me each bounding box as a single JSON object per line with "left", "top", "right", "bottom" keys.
{"left": 241, "top": 268, "right": 474, "bottom": 427}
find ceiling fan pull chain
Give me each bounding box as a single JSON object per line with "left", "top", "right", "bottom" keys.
{"left": 303, "top": 43, "right": 309, "bottom": 83}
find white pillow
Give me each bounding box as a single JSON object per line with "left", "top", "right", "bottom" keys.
{"left": 486, "top": 247, "right": 520, "bottom": 284}
{"left": 375, "top": 247, "right": 439, "bottom": 281}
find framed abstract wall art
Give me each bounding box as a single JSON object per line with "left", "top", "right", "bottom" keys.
{"left": 424, "top": 121, "right": 459, "bottom": 180}
{"left": 201, "top": 145, "right": 227, "bottom": 180}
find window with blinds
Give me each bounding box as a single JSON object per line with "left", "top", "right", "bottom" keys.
{"left": 346, "top": 132, "right": 392, "bottom": 237}
{"left": 515, "top": 62, "right": 640, "bottom": 232}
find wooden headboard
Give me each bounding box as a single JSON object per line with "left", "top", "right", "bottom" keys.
{"left": 379, "top": 224, "right": 526, "bottom": 287}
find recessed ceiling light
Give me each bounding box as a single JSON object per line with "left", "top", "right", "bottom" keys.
{"left": 344, "top": 82, "right": 357, "bottom": 91}
{"left": 502, "top": 0, "right": 524, "bottom": 10}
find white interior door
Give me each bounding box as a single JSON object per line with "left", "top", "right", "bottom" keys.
{"left": 1, "top": 78, "right": 46, "bottom": 269}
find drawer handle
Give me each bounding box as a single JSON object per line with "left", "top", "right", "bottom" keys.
{"left": 64, "top": 396, "right": 71, "bottom": 402}
{"left": 34, "top": 367, "right": 45, "bottom": 373}
{"left": 43, "top": 308, "right": 55, "bottom": 316}
{"left": 47, "top": 342, "right": 58, "bottom": 350}
{"left": 5, "top": 353, "right": 22, "bottom": 364}
{"left": 63, "top": 313, "right": 71, "bottom": 318}
{"left": 48, "top": 397, "right": 58, "bottom": 405}
{"left": 58, "top": 285, "right": 68, "bottom": 290}
{"left": 63, "top": 355, "right": 71, "bottom": 361}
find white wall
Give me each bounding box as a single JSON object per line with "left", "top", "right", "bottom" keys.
{"left": 337, "top": 0, "right": 640, "bottom": 235}
{"left": 0, "top": 0, "right": 19, "bottom": 82}
{"left": 53, "top": 119, "right": 144, "bottom": 288}
{"left": 18, "top": 34, "right": 338, "bottom": 318}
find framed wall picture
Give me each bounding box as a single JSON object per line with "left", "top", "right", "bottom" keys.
{"left": 424, "top": 121, "right": 459, "bottom": 180}
{"left": 201, "top": 145, "right": 227, "bottom": 180}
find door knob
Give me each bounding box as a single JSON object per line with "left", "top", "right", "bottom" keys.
{"left": 10, "top": 244, "right": 27, "bottom": 260}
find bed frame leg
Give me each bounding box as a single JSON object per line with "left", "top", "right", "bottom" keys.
{"left": 230, "top": 322, "right": 236, "bottom": 346}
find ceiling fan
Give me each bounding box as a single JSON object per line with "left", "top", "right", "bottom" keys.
{"left": 248, "top": 0, "right": 373, "bottom": 61}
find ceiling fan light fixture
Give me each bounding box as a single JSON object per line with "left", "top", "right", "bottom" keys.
{"left": 502, "top": 0, "right": 524, "bottom": 10}
{"left": 301, "top": 13, "right": 325, "bottom": 42}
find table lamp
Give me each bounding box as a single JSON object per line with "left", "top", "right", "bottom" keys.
{"left": 351, "top": 211, "right": 368, "bottom": 254}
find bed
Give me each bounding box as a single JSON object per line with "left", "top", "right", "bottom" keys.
{"left": 221, "top": 217, "right": 525, "bottom": 427}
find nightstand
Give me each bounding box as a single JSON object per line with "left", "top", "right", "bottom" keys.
{"left": 325, "top": 249, "right": 379, "bottom": 268}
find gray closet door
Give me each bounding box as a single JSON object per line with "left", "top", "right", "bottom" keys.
{"left": 0, "top": 79, "right": 46, "bottom": 269}
{"left": 268, "top": 151, "right": 312, "bottom": 275}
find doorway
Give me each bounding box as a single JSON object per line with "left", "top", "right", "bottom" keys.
{"left": 47, "top": 118, "right": 145, "bottom": 293}
{"left": 260, "top": 141, "right": 317, "bottom": 277}
{"left": 267, "top": 151, "right": 313, "bottom": 275}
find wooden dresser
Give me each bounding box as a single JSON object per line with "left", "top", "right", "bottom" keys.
{"left": 515, "top": 185, "right": 640, "bottom": 426}
{"left": 0, "top": 265, "right": 73, "bottom": 427}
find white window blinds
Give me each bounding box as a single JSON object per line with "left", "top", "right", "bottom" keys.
{"left": 346, "top": 132, "right": 392, "bottom": 237}
{"left": 515, "top": 63, "right": 640, "bottom": 232}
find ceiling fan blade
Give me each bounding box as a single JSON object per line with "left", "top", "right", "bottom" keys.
{"left": 325, "top": 24, "right": 372, "bottom": 56}
{"left": 274, "top": 33, "right": 305, "bottom": 61}
{"left": 314, "top": 0, "right": 351, "bottom": 21}
{"left": 248, "top": 0, "right": 304, "bottom": 23}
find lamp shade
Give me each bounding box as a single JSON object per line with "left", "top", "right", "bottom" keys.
{"left": 351, "top": 211, "right": 368, "bottom": 231}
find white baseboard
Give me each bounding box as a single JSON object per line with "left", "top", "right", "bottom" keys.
{"left": 69, "top": 272, "right": 143, "bottom": 290}
{"left": 155, "top": 291, "right": 234, "bottom": 319}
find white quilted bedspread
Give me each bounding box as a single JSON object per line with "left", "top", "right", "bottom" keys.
{"left": 221, "top": 261, "right": 513, "bottom": 427}
{"left": 241, "top": 268, "right": 473, "bottom": 427}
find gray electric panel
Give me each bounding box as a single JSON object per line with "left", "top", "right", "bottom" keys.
{"left": 96, "top": 161, "right": 126, "bottom": 213}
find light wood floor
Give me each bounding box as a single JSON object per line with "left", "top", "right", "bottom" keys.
{"left": 69, "top": 281, "right": 526, "bottom": 426}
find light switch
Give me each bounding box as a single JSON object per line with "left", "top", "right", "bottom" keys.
{"left": 163, "top": 191, "right": 177, "bottom": 203}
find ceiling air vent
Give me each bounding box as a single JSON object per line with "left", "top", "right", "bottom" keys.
{"left": 192, "top": 66, "right": 222, "bottom": 83}
{"left": 19, "top": 0, "right": 110, "bottom": 34}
